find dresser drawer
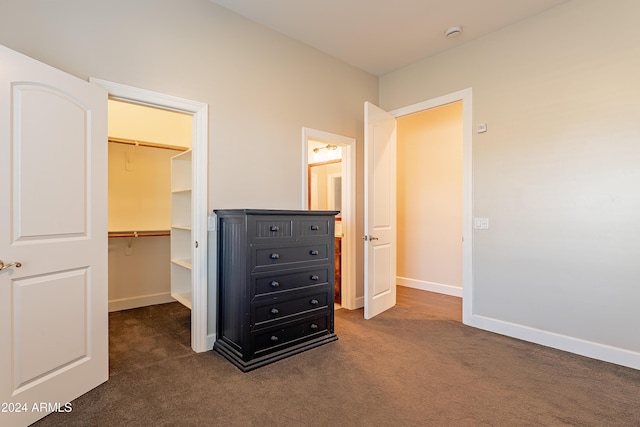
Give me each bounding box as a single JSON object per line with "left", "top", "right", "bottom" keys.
{"left": 250, "top": 217, "right": 294, "bottom": 242}
{"left": 298, "top": 218, "right": 331, "bottom": 238}
{"left": 253, "top": 288, "right": 330, "bottom": 327}
{"left": 253, "top": 268, "right": 329, "bottom": 296}
{"left": 253, "top": 243, "right": 329, "bottom": 270}
{"left": 252, "top": 314, "right": 330, "bottom": 356}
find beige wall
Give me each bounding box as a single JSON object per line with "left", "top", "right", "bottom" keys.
{"left": 381, "top": 0, "right": 640, "bottom": 357}
{"left": 108, "top": 236, "right": 171, "bottom": 310}
{"left": 108, "top": 142, "right": 174, "bottom": 231}
{"left": 0, "top": 0, "right": 376, "bottom": 304}
{"left": 108, "top": 100, "right": 192, "bottom": 148}
{"left": 0, "top": 0, "right": 376, "bottom": 209}
{"left": 397, "top": 102, "right": 463, "bottom": 291}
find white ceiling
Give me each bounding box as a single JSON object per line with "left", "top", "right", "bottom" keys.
{"left": 210, "top": 0, "right": 570, "bottom": 76}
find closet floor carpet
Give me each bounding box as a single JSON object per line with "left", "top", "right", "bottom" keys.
{"left": 108, "top": 302, "right": 192, "bottom": 377}
{"left": 34, "top": 292, "right": 640, "bottom": 426}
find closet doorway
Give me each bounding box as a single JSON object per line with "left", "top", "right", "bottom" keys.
{"left": 92, "top": 78, "right": 209, "bottom": 353}
{"left": 107, "top": 99, "right": 192, "bottom": 310}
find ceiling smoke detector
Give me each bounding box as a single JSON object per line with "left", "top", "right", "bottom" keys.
{"left": 445, "top": 26, "right": 462, "bottom": 38}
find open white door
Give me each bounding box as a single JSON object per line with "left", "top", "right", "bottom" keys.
{"left": 364, "top": 102, "right": 397, "bottom": 319}
{"left": 0, "top": 45, "right": 108, "bottom": 426}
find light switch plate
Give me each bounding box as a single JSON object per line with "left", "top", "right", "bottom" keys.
{"left": 474, "top": 218, "right": 489, "bottom": 230}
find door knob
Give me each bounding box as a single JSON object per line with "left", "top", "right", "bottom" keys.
{"left": 0, "top": 260, "right": 22, "bottom": 271}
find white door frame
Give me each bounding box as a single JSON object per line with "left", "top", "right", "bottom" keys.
{"left": 90, "top": 78, "right": 210, "bottom": 352}
{"left": 302, "top": 127, "right": 357, "bottom": 310}
{"left": 389, "top": 88, "right": 473, "bottom": 324}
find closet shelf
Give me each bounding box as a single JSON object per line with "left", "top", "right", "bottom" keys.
{"left": 108, "top": 230, "right": 171, "bottom": 238}
{"left": 172, "top": 259, "right": 193, "bottom": 270}
{"left": 171, "top": 149, "right": 192, "bottom": 311}
{"left": 171, "top": 292, "right": 192, "bottom": 310}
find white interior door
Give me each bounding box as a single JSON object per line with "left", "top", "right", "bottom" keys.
{"left": 364, "top": 102, "right": 397, "bottom": 319}
{"left": 0, "top": 45, "right": 108, "bottom": 426}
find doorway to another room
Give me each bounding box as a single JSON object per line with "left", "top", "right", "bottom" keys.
{"left": 393, "top": 100, "right": 464, "bottom": 322}
{"left": 302, "top": 128, "right": 357, "bottom": 311}
{"left": 369, "top": 88, "right": 471, "bottom": 322}
{"left": 307, "top": 141, "right": 343, "bottom": 307}
{"left": 396, "top": 101, "right": 464, "bottom": 303}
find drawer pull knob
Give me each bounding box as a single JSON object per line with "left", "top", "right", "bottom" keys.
{"left": 270, "top": 308, "right": 279, "bottom": 315}
{"left": 310, "top": 323, "right": 319, "bottom": 330}
{"left": 310, "top": 250, "right": 319, "bottom": 256}
{"left": 310, "top": 225, "right": 319, "bottom": 231}
{"left": 270, "top": 335, "right": 279, "bottom": 342}
{"left": 270, "top": 281, "right": 280, "bottom": 288}
{"left": 310, "top": 299, "right": 319, "bottom": 305}
{"left": 270, "top": 225, "right": 279, "bottom": 232}
{"left": 270, "top": 253, "right": 280, "bottom": 260}
{"left": 310, "top": 275, "right": 319, "bottom": 281}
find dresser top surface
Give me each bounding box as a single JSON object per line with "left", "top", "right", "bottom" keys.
{"left": 214, "top": 209, "right": 339, "bottom": 216}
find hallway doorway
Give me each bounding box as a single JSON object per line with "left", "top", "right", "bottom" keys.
{"left": 389, "top": 88, "right": 473, "bottom": 323}
{"left": 396, "top": 101, "right": 464, "bottom": 299}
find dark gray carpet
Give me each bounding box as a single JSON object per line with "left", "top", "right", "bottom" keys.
{"left": 34, "top": 302, "right": 640, "bottom": 426}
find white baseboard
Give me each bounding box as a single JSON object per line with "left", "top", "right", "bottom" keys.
{"left": 354, "top": 296, "right": 364, "bottom": 309}
{"left": 467, "top": 313, "right": 640, "bottom": 371}
{"left": 108, "top": 292, "right": 176, "bottom": 312}
{"left": 346, "top": 279, "right": 460, "bottom": 311}
{"left": 397, "top": 277, "right": 463, "bottom": 297}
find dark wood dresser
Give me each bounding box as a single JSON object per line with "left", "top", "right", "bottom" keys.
{"left": 213, "top": 209, "right": 339, "bottom": 371}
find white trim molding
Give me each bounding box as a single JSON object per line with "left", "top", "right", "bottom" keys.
{"left": 468, "top": 314, "right": 640, "bottom": 370}
{"left": 108, "top": 293, "right": 176, "bottom": 312}
{"left": 397, "top": 278, "right": 463, "bottom": 298}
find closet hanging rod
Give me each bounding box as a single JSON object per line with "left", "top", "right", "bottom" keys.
{"left": 108, "top": 137, "right": 189, "bottom": 152}
{"left": 108, "top": 230, "right": 171, "bottom": 238}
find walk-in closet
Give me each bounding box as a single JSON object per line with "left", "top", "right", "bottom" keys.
{"left": 107, "top": 99, "right": 193, "bottom": 325}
